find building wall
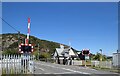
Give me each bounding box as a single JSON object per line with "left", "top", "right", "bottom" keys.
{"left": 113, "top": 53, "right": 120, "bottom": 68}
{"left": 69, "top": 49, "right": 75, "bottom": 56}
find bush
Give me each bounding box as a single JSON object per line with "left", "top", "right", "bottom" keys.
{"left": 39, "top": 52, "right": 50, "bottom": 58}
{"left": 2, "top": 49, "right": 19, "bottom": 55}
{"left": 32, "top": 51, "right": 51, "bottom": 60}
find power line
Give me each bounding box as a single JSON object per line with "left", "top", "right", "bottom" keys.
{"left": 0, "top": 17, "right": 19, "bottom": 32}
{"left": 0, "top": 17, "right": 21, "bottom": 49}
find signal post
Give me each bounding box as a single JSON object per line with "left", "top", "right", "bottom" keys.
{"left": 82, "top": 49, "right": 90, "bottom": 67}
{"left": 18, "top": 18, "right": 34, "bottom": 73}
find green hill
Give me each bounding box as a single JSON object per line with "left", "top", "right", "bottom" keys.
{"left": 0, "top": 33, "right": 109, "bottom": 60}
{"left": 1, "top": 33, "right": 70, "bottom": 56}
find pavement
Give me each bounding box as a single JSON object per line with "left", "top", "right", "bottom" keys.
{"left": 34, "top": 61, "right": 120, "bottom": 76}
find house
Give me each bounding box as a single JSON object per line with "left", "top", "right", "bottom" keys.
{"left": 53, "top": 44, "right": 78, "bottom": 64}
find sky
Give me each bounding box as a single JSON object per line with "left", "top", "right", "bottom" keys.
{"left": 2, "top": 2, "right": 118, "bottom": 56}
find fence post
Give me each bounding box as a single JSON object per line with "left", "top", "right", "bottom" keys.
{"left": 4, "top": 55, "right": 6, "bottom": 74}
{"left": 6, "top": 55, "right": 8, "bottom": 74}
{"left": 1, "top": 54, "right": 2, "bottom": 74}
{"left": 15, "top": 54, "right": 17, "bottom": 74}
{"left": 19, "top": 54, "right": 21, "bottom": 74}
{"left": 14, "top": 55, "right": 15, "bottom": 74}
{"left": 32, "top": 55, "right": 35, "bottom": 73}
{"left": 8, "top": 54, "right": 10, "bottom": 74}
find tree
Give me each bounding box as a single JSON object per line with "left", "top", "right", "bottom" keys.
{"left": 39, "top": 52, "right": 50, "bottom": 58}
{"left": 92, "top": 52, "right": 107, "bottom": 61}
{"left": 2, "top": 49, "right": 19, "bottom": 55}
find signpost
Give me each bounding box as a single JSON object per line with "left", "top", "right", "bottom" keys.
{"left": 82, "top": 49, "right": 90, "bottom": 67}
{"left": 18, "top": 18, "right": 34, "bottom": 73}
{"left": 85, "top": 55, "right": 89, "bottom": 60}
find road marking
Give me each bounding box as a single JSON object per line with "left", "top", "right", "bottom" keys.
{"left": 79, "top": 67, "right": 97, "bottom": 71}
{"left": 53, "top": 72, "right": 74, "bottom": 74}
{"left": 61, "top": 68, "right": 90, "bottom": 74}
{"left": 34, "top": 66, "right": 45, "bottom": 71}
{"left": 36, "top": 62, "right": 90, "bottom": 74}
{"left": 36, "top": 72, "right": 76, "bottom": 74}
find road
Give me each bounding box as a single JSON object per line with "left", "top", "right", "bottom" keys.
{"left": 34, "top": 61, "right": 119, "bottom": 76}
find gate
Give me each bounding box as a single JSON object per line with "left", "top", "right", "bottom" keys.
{"left": 1, "top": 54, "right": 35, "bottom": 74}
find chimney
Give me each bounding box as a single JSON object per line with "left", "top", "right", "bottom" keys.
{"left": 60, "top": 44, "right": 64, "bottom": 49}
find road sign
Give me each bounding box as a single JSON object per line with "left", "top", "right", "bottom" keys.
{"left": 82, "top": 49, "right": 90, "bottom": 55}
{"left": 85, "top": 55, "right": 89, "bottom": 60}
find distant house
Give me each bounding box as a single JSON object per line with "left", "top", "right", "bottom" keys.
{"left": 53, "top": 44, "right": 78, "bottom": 64}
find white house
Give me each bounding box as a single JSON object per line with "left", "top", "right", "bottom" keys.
{"left": 53, "top": 44, "right": 78, "bottom": 64}
{"left": 54, "top": 45, "right": 77, "bottom": 58}
{"left": 53, "top": 45, "right": 65, "bottom": 59}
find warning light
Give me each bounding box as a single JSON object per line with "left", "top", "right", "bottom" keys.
{"left": 82, "top": 49, "right": 90, "bottom": 55}
{"left": 19, "top": 43, "right": 33, "bottom": 53}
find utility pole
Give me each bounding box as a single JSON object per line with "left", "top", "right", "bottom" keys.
{"left": 38, "top": 44, "right": 40, "bottom": 60}
{"left": 16, "top": 32, "right": 21, "bottom": 54}
{"left": 18, "top": 31, "right": 20, "bottom": 54}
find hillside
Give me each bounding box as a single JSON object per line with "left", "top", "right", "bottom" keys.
{"left": 0, "top": 33, "right": 109, "bottom": 60}
{"left": 1, "top": 33, "right": 71, "bottom": 55}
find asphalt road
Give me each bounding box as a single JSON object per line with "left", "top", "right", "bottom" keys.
{"left": 34, "top": 61, "right": 119, "bottom": 76}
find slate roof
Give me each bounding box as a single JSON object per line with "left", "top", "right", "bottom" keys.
{"left": 54, "top": 46, "right": 77, "bottom": 57}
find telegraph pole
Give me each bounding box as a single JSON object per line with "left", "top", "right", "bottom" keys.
{"left": 38, "top": 44, "right": 40, "bottom": 60}
{"left": 18, "top": 31, "right": 20, "bottom": 54}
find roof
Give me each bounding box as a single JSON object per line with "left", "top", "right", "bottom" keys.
{"left": 113, "top": 51, "right": 120, "bottom": 54}
{"left": 61, "top": 48, "right": 69, "bottom": 55}
{"left": 54, "top": 47, "right": 77, "bottom": 57}
{"left": 55, "top": 48, "right": 64, "bottom": 56}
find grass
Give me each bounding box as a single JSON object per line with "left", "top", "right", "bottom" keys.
{"left": 90, "top": 66, "right": 120, "bottom": 73}
{"left": 2, "top": 67, "right": 31, "bottom": 75}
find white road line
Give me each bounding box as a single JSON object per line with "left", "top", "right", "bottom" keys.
{"left": 61, "top": 68, "right": 90, "bottom": 74}
{"left": 36, "top": 72, "right": 74, "bottom": 74}
{"left": 36, "top": 62, "right": 90, "bottom": 74}
{"left": 79, "top": 67, "right": 97, "bottom": 71}
{"left": 34, "top": 66, "right": 45, "bottom": 71}
{"left": 53, "top": 72, "right": 74, "bottom": 74}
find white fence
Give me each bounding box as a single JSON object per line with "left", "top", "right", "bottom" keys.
{"left": 0, "top": 54, "right": 35, "bottom": 74}
{"left": 91, "top": 61, "right": 100, "bottom": 67}
{"left": 91, "top": 61, "right": 112, "bottom": 68}
{"left": 73, "top": 60, "right": 82, "bottom": 65}
{"left": 70, "top": 60, "right": 112, "bottom": 69}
